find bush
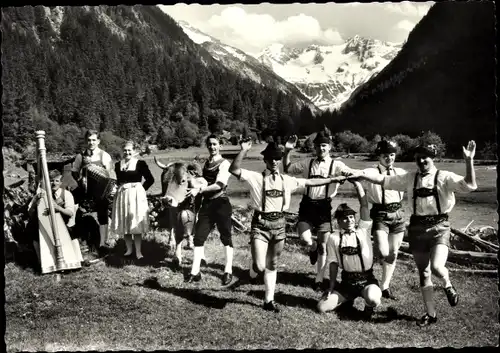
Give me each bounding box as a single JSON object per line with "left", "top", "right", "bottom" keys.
{"left": 332, "top": 131, "right": 369, "bottom": 153}
{"left": 98, "top": 131, "right": 126, "bottom": 161}
{"left": 478, "top": 141, "right": 497, "bottom": 160}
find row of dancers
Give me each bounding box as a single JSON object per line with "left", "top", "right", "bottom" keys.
{"left": 42, "top": 129, "right": 477, "bottom": 326}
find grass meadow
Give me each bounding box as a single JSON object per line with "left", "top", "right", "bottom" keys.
{"left": 4, "top": 148, "right": 499, "bottom": 351}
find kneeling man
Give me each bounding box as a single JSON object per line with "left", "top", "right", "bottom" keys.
{"left": 317, "top": 180, "right": 381, "bottom": 318}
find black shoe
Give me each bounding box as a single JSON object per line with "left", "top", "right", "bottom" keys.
{"left": 222, "top": 272, "right": 233, "bottom": 286}
{"left": 363, "top": 305, "right": 375, "bottom": 320}
{"left": 417, "top": 313, "right": 437, "bottom": 327}
{"left": 200, "top": 259, "right": 208, "bottom": 267}
{"left": 171, "top": 258, "right": 182, "bottom": 272}
{"left": 444, "top": 286, "right": 459, "bottom": 307}
{"left": 249, "top": 274, "right": 262, "bottom": 285}
{"left": 185, "top": 273, "right": 202, "bottom": 283}
{"left": 263, "top": 300, "right": 280, "bottom": 313}
{"left": 309, "top": 248, "right": 318, "bottom": 265}
{"left": 382, "top": 288, "right": 398, "bottom": 301}
{"left": 313, "top": 282, "right": 323, "bottom": 292}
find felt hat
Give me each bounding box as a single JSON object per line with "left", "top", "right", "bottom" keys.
{"left": 375, "top": 140, "right": 398, "bottom": 155}
{"left": 261, "top": 142, "right": 284, "bottom": 160}
{"left": 334, "top": 203, "right": 357, "bottom": 219}
{"left": 313, "top": 131, "right": 331, "bottom": 145}
{"left": 414, "top": 144, "right": 438, "bottom": 158}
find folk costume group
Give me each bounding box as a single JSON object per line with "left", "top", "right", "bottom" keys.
{"left": 38, "top": 128, "right": 477, "bottom": 327}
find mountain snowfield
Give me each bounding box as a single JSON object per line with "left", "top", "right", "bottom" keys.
{"left": 179, "top": 21, "right": 321, "bottom": 114}
{"left": 257, "top": 38, "right": 402, "bottom": 110}
{"left": 179, "top": 20, "right": 402, "bottom": 112}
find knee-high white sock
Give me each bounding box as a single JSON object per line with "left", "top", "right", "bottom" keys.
{"left": 191, "top": 246, "right": 203, "bottom": 275}
{"left": 99, "top": 225, "right": 108, "bottom": 247}
{"left": 264, "top": 269, "right": 277, "bottom": 302}
{"left": 249, "top": 256, "right": 258, "bottom": 278}
{"left": 315, "top": 254, "right": 326, "bottom": 282}
{"left": 381, "top": 260, "right": 396, "bottom": 291}
{"left": 175, "top": 243, "right": 183, "bottom": 262}
{"left": 224, "top": 246, "right": 233, "bottom": 274}
{"left": 421, "top": 285, "right": 436, "bottom": 317}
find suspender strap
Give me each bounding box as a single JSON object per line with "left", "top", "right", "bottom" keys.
{"left": 412, "top": 172, "right": 419, "bottom": 214}
{"left": 377, "top": 165, "right": 385, "bottom": 205}
{"left": 306, "top": 158, "right": 315, "bottom": 197}
{"left": 281, "top": 175, "right": 285, "bottom": 212}
{"left": 356, "top": 235, "right": 365, "bottom": 272}
{"left": 325, "top": 160, "right": 334, "bottom": 200}
{"left": 434, "top": 170, "right": 441, "bottom": 215}
{"left": 339, "top": 232, "right": 345, "bottom": 270}
{"left": 261, "top": 172, "right": 266, "bottom": 212}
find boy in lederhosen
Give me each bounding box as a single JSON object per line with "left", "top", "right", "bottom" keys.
{"left": 283, "top": 130, "right": 354, "bottom": 291}
{"left": 185, "top": 134, "right": 234, "bottom": 286}
{"left": 362, "top": 140, "right": 407, "bottom": 300}
{"left": 230, "top": 139, "right": 347, "bottom": 312}
{"left": 349, "top": 141, "right": 477, "bottom": 326}
{"left": 317, "top": 180, "right": 381, "bottom": 319}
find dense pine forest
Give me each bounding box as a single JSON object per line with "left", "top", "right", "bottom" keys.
{"left": 2, "top": 5, "right": 317, "bottom": 158}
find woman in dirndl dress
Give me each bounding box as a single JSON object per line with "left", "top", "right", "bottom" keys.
{"left": 111, "top": 141, "right": 154, "bottom": 259}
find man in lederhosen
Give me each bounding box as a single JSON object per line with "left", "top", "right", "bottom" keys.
{"left": 362, "top": 140, "right": 407, "bottom": 300}
{"left": 316, "top": 180, "right": 381, "bottom": 319}
{"left": 283, "top": 130, "right": 354, "bottom": 291}
{"left": 71, "top": 129, "right": 113, "bottom": 254}
{"left": 185, "top": 134, "right": 234, "bottom": 286}
{"left": 348, "top": 141, "right": 477, "bottom": 326}
{"left": 230, "top": 139, "right": 347, "bottom": 312}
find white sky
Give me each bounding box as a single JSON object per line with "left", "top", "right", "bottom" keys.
{"left": 158, "top": 2, "right": 434, "bottom": 55}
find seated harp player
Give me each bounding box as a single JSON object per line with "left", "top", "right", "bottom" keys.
{"left": 317, "top": 180, "right": 382, "bottom": 319}
{"left": 283, "top": 130, "right": 355, "bottom": 291}
{"left": 349, "top": 141, "right": 477, "bottom": 326}
{"left": 230, "top": 138, "right": 347, "bottom": 313}
{"left": 362, "top": 140, "right": 407, "bottom": 300}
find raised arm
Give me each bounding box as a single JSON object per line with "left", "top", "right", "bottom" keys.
{"left": 283, "top": 135, "right": 298, "bottom": 173}
{"left": 462, "top": 140, "right": 477, "bottom": 189}
{"left": 229, "top": 139, "right": 252, "bottom": 178}
{"left": 350, "top": 179, "right": 369, "bottom": 222}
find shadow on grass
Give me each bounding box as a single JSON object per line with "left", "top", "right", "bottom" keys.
{"left": 137, "top": 276, "right": 261, "bottom": 310}
{"left": 332, "top": 304, "right": 417, "bottom": 323}
{"left": 245, "top": 290, "right": 318, "bottom": 310}
{"left": 105, "top": 238, "right": 171, "bottom": 269}
{"left": 277, "top": 270, "right": 315, "bottom": 289}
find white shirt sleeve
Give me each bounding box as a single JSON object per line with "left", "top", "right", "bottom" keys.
{"left": 283, "top": 175, "right": 307, "bottom": 193}
{"left": 62, "top": 189, "right": 75, "bottom": 213}
{"left": 334, "top": 160, "right": 354, "bottom": 176}
{"left": 383, "top": 172, "right": 413, "bottom": 192}
{"left": 102, "top": 152, "right": 113, "bottom": 173}
{"left": 215, "top": 159, "right": 231, "bottom": 186}
{"left": 239, "top": 169, "right": 261, "bottom": 185}
{"left": 326, "top": 232, "right": 340, "bottom": 265}
{"left": 443, "top": 170, "right": 477, "bottom": 193}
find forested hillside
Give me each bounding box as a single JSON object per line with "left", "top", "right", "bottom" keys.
{"left": 2, "top": 5, "right": 318, "bottom": 157}
{"left": 324, "top": 1, "right": 496, "bottom": 158}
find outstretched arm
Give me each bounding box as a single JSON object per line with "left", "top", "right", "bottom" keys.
{"left": 463, "top": 140, "right": 477, "bottom": 189}
{"left": 304, "top": 175, "right": 347, "bottom": 187}
{"left": 229, "top": 139, "right": 252, "bottom": 178}
{"left": 348, "top": 170, "right": 384, "bottom": 185}
{"left": 350, "top": 179, "right": 369, "bottom": 222}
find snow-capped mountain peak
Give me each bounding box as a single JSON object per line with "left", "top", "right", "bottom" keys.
{"left": 257, "top": 37, "right": 402, "bottom": 111}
